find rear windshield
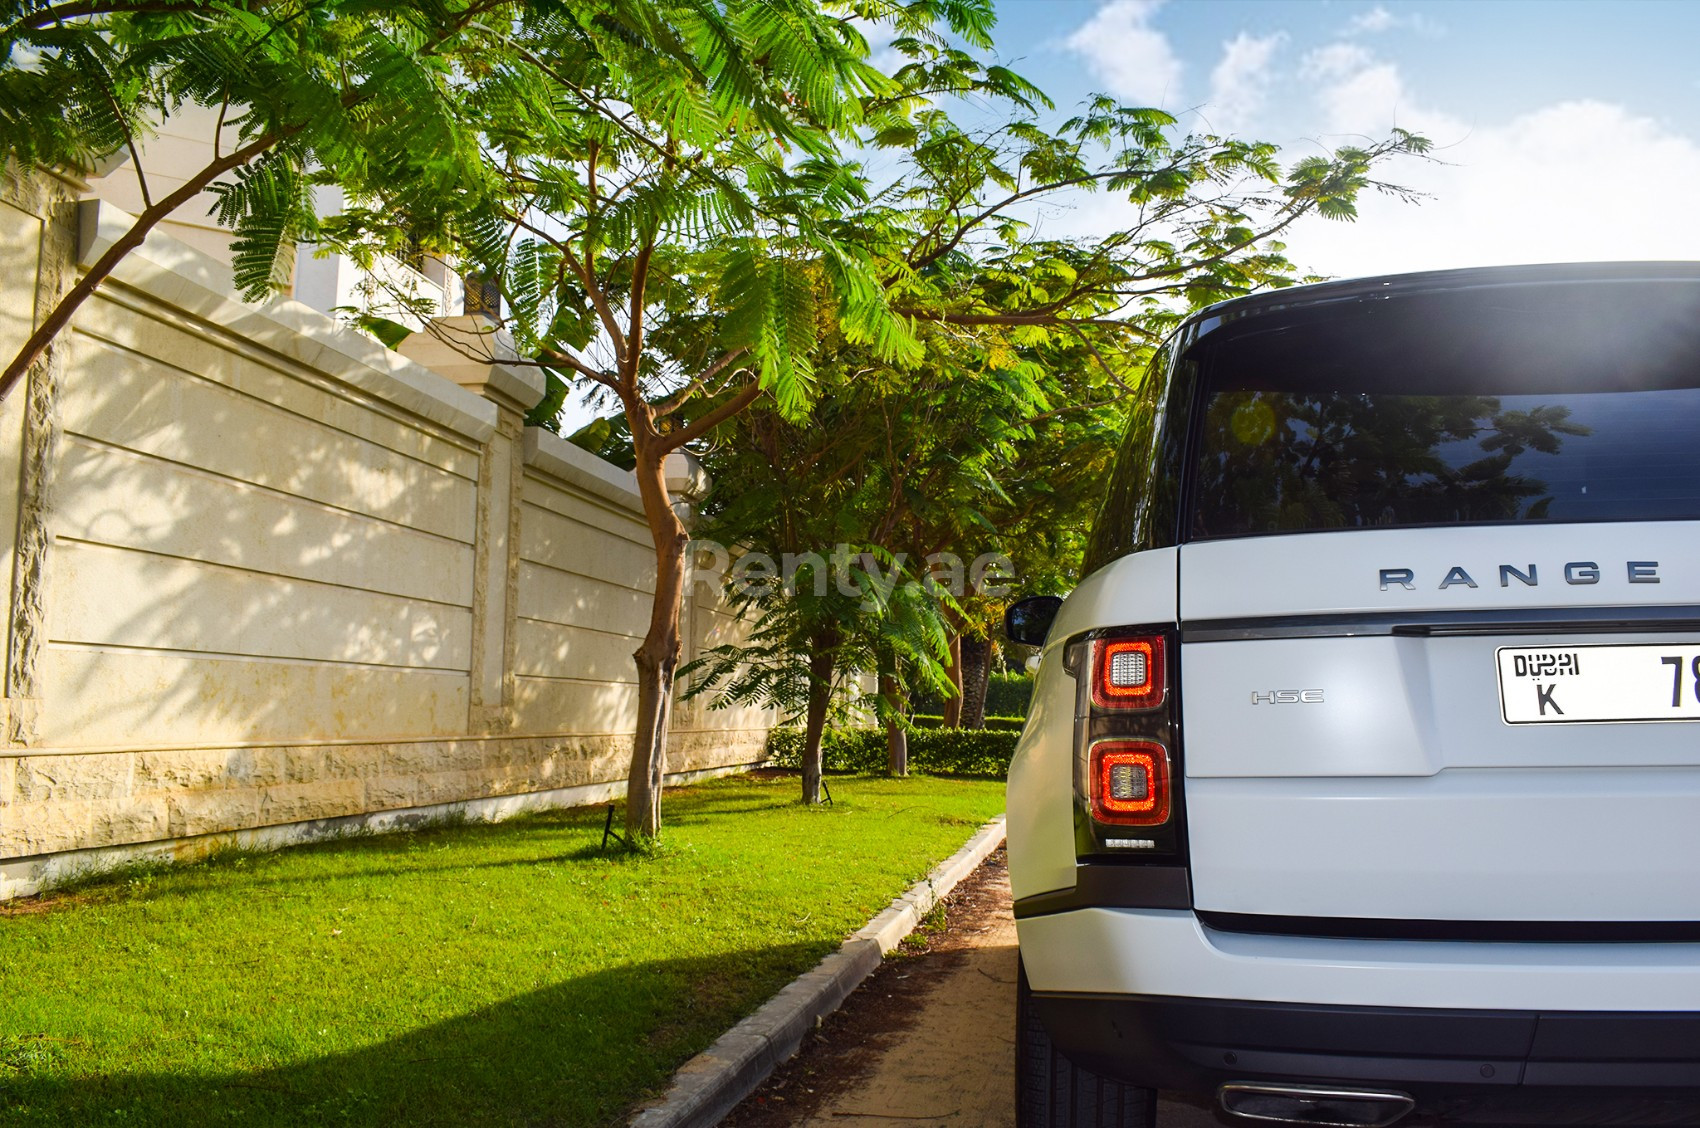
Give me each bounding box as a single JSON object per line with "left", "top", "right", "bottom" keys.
{"left": 1189, "top": 283, "right": 1700, "bottom": 539}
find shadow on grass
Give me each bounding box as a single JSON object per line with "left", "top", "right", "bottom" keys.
{"left": 35, "top": 832, "right": 624, "bottom": 908}
{"left": 0, "top": 945, "right": 822, "bottom": 1128}
{"left": 45, "top": 800, "right": 710, "bottom": 901}
{"left": 31, "top": 776, "right": 976, "bottom": 911}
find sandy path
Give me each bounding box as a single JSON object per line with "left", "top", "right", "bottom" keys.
{"left": 724, "top": 850, "right": 1223, "bottom": 1128}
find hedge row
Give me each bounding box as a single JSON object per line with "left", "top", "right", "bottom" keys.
{"left": 911, "top": 672, "right": 1035, "bottom": 719}
{"left": 986, "top": 672, "right": 1035, "bottom": 717}
{"left": 912, "top": 714, "right": 1025, "bottom": 731}
{"left": 765, "top": 725, "right": 1018, "bottom": 778}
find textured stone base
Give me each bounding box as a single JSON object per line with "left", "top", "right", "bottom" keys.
{"left": 0, "top": 755, "right": 763, "bottom": 900}
{"left": 0, "top": 727, "right": 767, "bottom": 898}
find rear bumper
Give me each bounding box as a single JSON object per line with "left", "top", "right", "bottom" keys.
{"left": 1033, "top": 992, "right": 1700, "bottom": 1122}
{"left": 1017, "top": 907, "right": 1700, "bottom": 1011}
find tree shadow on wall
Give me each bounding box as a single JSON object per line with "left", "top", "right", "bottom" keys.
{"left": 47, "top": 306, "right": 756, "bottom": 769}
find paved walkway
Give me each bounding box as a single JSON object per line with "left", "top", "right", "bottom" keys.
{"left": 725, "top": 851, "right": 1222, "bottom": 1127}
{"left": 792, "top": 863, "right": 1024, "bottom": 1126}
{"left": 728, "top": 853, "right": 1598, "bottom": 1128}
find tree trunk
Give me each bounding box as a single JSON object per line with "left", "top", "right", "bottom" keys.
{"left": 801, "top": 628, "right": 838, "bottom": 805}
{"left": 618, "top": 372, "right": 760, "bottom": 841}
{"left": 879, "top": 665, "right": 908, "bottom": 777}
{"left": 940, "top": 633, "right": 964, "bottom": 728}
{"left": 626, "top": 436, "right": 689, "bottom": 840}
{"left": 960, "top": 635, "right": 992, "bottom": 730}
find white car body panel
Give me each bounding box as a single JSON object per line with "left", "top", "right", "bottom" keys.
{"left": 1176, "top": 523, "right": 1700, "bottom": 920}
{"left": 1186, "top": 768, "right": 1700, "bottom": 921}
{"left": 1005, "top": 650, "right": 1084, "bottom": 903}
{"left": 1183, "top": 630, "right": 1700, "bottom": 780}
{"left": 1018, "top": 908, "right": 1700, "bottom": 1012}
{"left": 1179, "top": 522, "right": 1700, "bottom": 620}
{"left": 1046, "top": 547, "right": 1178, "bottom": 643}
{"left": 1008, "top": 265, "right": 1700, "bottom": 1111}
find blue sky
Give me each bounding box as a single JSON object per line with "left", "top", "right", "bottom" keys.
{"left": 942, "top": 0, "right": 1700, "bottom": 280}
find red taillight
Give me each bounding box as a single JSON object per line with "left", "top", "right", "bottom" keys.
{"left": 1090, "top": 740, "right": 1170, "bottom": 825}
{"left": 1069, "top": 626, "right": 1180, "bottom": 854}
{"left": 1092, "top": 635, "right": 1165, "bottom": 709}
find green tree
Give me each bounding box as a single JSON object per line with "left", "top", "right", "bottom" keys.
{"left": 686, "top": 314, "right": 1125, "bottom": 759}
{"left": 325, "top": 0, "right": 1005, "bottom": 838}
{"left": 610, "top": 32, "right": 1425, "bottom": 807}
{"left": 0, "top": 0, "right": 503, "bottom": 398}
{"left": 7, "top": 1, "right": 1429, "bottom": 840}
{"left": 679, "top": 331, "right": 1020, "bottom": 800}
{"left": 931, "top": 334, "right": 1129, "bottom": 727}
{"left": 676, "top": 72, "right": 1432, "bottom": 745}
{"left": 836, "top": 94, "right": 1428, "bottom": 723}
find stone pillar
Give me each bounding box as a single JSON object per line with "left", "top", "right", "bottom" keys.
{"left": 3, "top": 169, "right": 82, "bottom": 747}
{"left": 398, "top": 316, "right": 545, "bottom": 733}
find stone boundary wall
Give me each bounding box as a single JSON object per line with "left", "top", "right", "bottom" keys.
{"left": 0, "top": 185, "right": 772, "bottom": 898}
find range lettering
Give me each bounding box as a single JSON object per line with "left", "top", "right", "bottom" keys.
{"left": 1379, "top": 561, "right": 1660, "bottom": 591}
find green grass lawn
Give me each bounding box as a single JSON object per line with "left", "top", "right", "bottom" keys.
{"left": 0, "top": 772, "right": 1004, "bottom": 1128}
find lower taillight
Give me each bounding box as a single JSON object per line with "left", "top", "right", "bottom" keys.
{"left": 1090, "top": 740, "right": 1171, "bottom": 825}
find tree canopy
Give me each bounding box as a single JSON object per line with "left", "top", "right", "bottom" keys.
{"left": 0, "top": 0, "right": 509, "bottom": 397}
{"left": 316, "top": 0, "right": 1428, "bottom": 826}
{"left": 1, "top": 0, "right": 1432, "bottom": 834}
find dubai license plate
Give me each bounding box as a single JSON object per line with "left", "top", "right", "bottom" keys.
{"left": 1498, "top": 644, "right": 1700, "bottom": 724}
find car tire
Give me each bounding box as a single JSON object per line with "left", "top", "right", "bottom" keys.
{"left": 1017, "top": 958, "right": 1158, "bottom": 1127}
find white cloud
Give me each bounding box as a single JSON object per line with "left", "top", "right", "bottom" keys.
{"left": 1299, "top": 42, "right": 1376, "bottom": 83}
{"left": 1063, "top": 0, "right": 1184, "bottom": 108}
{"left": 1297, "top": 42, "right": 1415, "bottom": 137}
{"left": 1287, "top": 50, "right": 1700, "bottom": 279}
{"left": 1344, "top": 5, "right": 1441, "bottom": 36}
{"left": 1206, "top": 31, "right": 1287, "bottom": 133}
{"left": 1315, "top": 61, "right": 1411, "bottom": 135}
{"left": 1348, "top": 6, "right": 1399, "bottom": 34}
{"left": 1025, "top": 38, "right": 1700, "bottom": 290}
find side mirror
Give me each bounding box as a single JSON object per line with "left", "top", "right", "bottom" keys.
{"left": 1004, "top": 595, "right": 1064, "bottom": 648}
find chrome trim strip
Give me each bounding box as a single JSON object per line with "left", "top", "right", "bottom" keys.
{"left": 1184, "top": 605, "right": 1700, "bottom": 643}
{"left": 1218, "top": 1082, "right": 1415, "bottom": 1128}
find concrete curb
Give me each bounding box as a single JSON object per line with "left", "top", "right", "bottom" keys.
{"left": 629, "top": 814, "right": 1008, "bottom": 1128}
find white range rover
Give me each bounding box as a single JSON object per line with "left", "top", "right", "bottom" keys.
{"left": 1004, "top": 263, "right": 1700, "bottom": 1127}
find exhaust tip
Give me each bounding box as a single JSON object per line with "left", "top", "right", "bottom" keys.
{"left": 1219, "top": 1082, "right": 1415, "bottom": 1127}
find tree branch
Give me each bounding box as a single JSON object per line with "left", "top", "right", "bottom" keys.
{"left": 622, "top": 234, "right": 654, "bottom": 391}
{"left": 1, "top": 1, "right": 500, "bottom": 403}
{"left": 212, "top": 95, "right": 229, "bottom": 161}
{"left": 660, "top": 377, "right": 763, "bottom": 452}
{"left": 896, "top": 308, "right": 1152, "bottom": 332}
{"left": 538, "top": 348, "right": 619, "bottom": 390}
{"left": 1065, "top": 322, "right": 1138, "bottom": 393}
{"left": 0, "top": 127, "right": 289, "bottom": 402}
{"left": 655, "top": 347, "right": 747, "bottom": 418}
{"left": 905, "top": 171, "right": 1112, "bottom": 275}
{"left": 506, "top": 41, "right": 709, "bottom": 173}
{"left": 513, "top": 217, "right": 627, "bottom": 360}
{"left": 7, "top": 0, "right": 200, "bottom": 32}
{"left": 565, "top": 257, "right": 625, "bottom": 358}
{"left": 110, "top": 89, "right": 151, "bottom": 210}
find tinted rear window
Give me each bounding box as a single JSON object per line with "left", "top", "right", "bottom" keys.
{"left": 1188, "top": 283, "right": 1700, "bottom": 539}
